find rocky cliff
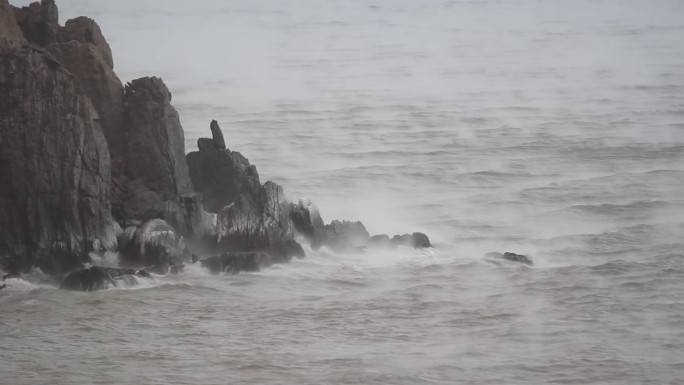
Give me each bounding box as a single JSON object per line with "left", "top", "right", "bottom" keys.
{"left": 0, "top": 0, "right": 431, "bottom": 288}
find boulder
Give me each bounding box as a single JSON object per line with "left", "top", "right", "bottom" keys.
{"left": 411, "top": 232, "right": 432, "bottom": 248}
{"left": 60, "top": 266, "right": 148, "bottom": 291}
{"left": 117, "top": 218, "right": 182, "bottom": 273}
{"left": 390, "top": 232, "right": 432, "bottom": 249}
{"left": 313, "top": 220, "right": 370, "bottom": 251}
{"left": 485, "top": 252, "right": 533, "bottom": 266}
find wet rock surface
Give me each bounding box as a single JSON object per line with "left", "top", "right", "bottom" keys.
{"left": 485, "top": 252, "right": 533, "bottom": 266}
{"left": 60, "top": 266, "right": 149, "bottom": 291}
{"left": 201, "top": 252, "right": 274, "bottom": 275}
{"left": 0, "top": 28, "right": 117, "bottom": 276}
{"left": 0, "top": 0, "right": 432, "bottom": 290}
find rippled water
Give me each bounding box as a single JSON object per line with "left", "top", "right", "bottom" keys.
{"left": 2, "top": 0, "right": 684, "bottom": 384}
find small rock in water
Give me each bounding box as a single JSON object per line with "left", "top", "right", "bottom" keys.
{"left": 390, "top": 232, "right": 432, "bottom": 249}
{"left": 485, "top": 252, "right": 533, "bottom": 266}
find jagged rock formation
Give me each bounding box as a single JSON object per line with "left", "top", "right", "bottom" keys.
{"left": 187, "top": 121, "right": 261, "bottom": 213}
{"left": 0, "top": 0, "right": 432, "bottom": 289}
{"left": 116, "top": 76, "right": 206, "bottom": 235}
{"left": 187, "top": 124, "right": 305, "bottom": 260}
{"left": 0, "top": 0, "right": 117, "bottom": 276}
{"left": 0, "top": 0, "right": 25, "bottom": 53}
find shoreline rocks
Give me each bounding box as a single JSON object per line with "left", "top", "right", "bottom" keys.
{"left": 0, "top": 0, "right": 434, "bottom": 291}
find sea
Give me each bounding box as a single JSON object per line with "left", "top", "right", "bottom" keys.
{"left": 2, "top": 0, "right": 684, "bottom": 384}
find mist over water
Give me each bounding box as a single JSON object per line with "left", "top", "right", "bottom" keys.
{"left": 2, "top": 0, "right": 684, "bottom": 384}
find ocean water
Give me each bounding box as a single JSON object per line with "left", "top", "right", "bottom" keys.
{"left": 2, "top": 0, "right": 684, "bottom": 384}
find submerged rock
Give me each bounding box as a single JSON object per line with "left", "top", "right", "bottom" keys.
{"left": 485, "top": 252, "right": 533, "bottom": 266}
{"left": 201, "top": 252, "right": 271, "bottom": 275}
{"left": 60, "top": 266, "right": 149, "bottom": 291}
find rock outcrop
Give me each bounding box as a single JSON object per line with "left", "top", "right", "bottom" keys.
{"left": 187, "top": 124, "right": 261, "bottom": 214}
{"left": 0, "top": 0, "right": 433, "bottom": 290}
{"left": 0, "top": 0, "right": 25, "bottom": 53}
{"left": 0, "top": 6, "right": 117, "bottom": 275}
{"left": 12, "top": 0, "right": 60, "bottom": 46}
{"left": 187, "top": 125, "right": 305, "bottom": 260}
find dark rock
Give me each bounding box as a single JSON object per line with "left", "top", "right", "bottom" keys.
{"left": 215, "top": 181, "right": 304, "bottom": 261}
{"left": 485, "top": 252, "right": 533, "bottom": 266}
{"left": 313, "top": 220, "right": 370, "bottom": 251}
{"left": 13, "top": 0, "right": 60, "bottom": 46}
{"left": 135, "top": 269, "right": 151, "bottom": 279}
{"left": 201, "top": 252, "right": 270, "bottom": 275}
{"left": 0, "top": 41, "right": 118, "bottom": 276}
{"left": 117, "top": 77, "right": 207, "bottom": 236}
{"left": 0, "top": 284, "right": 6, "bottom": 290}
{"left": 46, "top": 38, "right": 124, "bottom": 164}
{"left": 411, "top": 232, "right": 432, "bottom": 248}
{"left": 369, "top": 234, "right": 391, "bottom": 247}
{"left": 169, "top": 264, "right": 184, "bottom": 275}
{"left": 60, "top": 266, "right": 137, "bottom": 291}
{"left": 290, "top": 199, "right": 324, "bottom": 242}
{"left": 0, "top": 0, "right": 25, "bottom": 53}
{"left": 187, "top": 142, "right": 261, "bottom": 213}
{"left": 117, "top": 219, "right": 180, "bottom": 272}
{"left": 501, "top": 252, "right": 533, "bottom": 265}
{"left": 61, "top": 16, "right": 114, "bottom": 68}
{"left": 390, "top": 234, "right": 413, "bottom": 248}
{"left": 210, "top": 120, "right": 226, "bottom": 149}
{"left": 197, "top": 137, "right": 218, "bottom": 152}
{"left": 122, "top": 77, "right": 193, "bottom": 199}
{"left": 389, "top": 232, "right": 432, "bottom": 249}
